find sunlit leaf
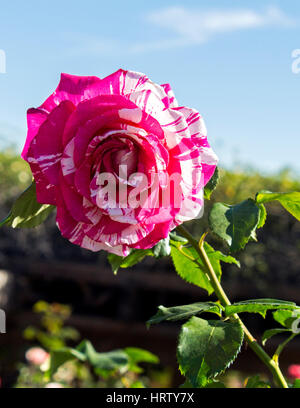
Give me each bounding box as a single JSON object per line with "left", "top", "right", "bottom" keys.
{"left": 108, "top": 249, "right": 153, "bottom": 274}
{"left": 204, "top": 167, "right": 219, "bottom": 200}
{"left": 0, "top": 182, "right": 55, "bottom": 228}
{"left": 273, "top": 309, "right": 300, "bottom": 329}
{"left": 256, "top": 191, "right": 300, "bottom": 221}
{"left": 177, "top": 317, "right": 243, "bottom": 387}
{"left": 257, "top": 204, "right": 267, "bottom": 229}
{"left": 209, "top": 199, "right": 261, "bottom": 252}
{"left": 225, "top": 299, "right": 297, "bottom": 318}
{"left": 170, "top": 240, "right": 239, "bottom": 295}
{"left": 261, "top": 328, "right": 291, "bottom": 346}
{"left": 147, "top": 302, "right": 223, "bottom": 327}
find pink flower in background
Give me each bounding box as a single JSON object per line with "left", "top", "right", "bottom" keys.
{"left": 22, "top": 70, "right": 218, "bottom": 255}
{"left": 288, "top": 364, "right": 300, "bottom": 379}
{"left": 45, "top": 382, "right": 64, "bottom": 388}
{"left": 25, "top": 347, "right": 49, "bottom": 366}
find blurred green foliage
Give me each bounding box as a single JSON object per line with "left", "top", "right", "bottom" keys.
{"left": 23, "top": 300, "right": 80, "bottom": 351}
{"left": 16, "top": 301, "right": 168, "bottom": 388}
{"left": 0, "top": 149, "right": 31, "bottom": 204}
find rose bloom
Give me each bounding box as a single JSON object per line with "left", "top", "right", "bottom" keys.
{"left": 25, "top": 347, "right": 49, "bottom": 366}
{"left": 22, "top": 70, "right": 218, "bottom": 255}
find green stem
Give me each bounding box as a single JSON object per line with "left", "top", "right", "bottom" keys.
{"left": 273, "top": 333, "right": 296, "bottom": 364}
{"left": 176, "top": 225, "right": 288, "bottom": 389}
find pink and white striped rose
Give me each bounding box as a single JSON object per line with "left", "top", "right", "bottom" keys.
{"left": 22, "top": 69, "right": 218, "bottom": 256}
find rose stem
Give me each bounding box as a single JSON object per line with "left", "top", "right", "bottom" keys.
{"left": 176, "top": 225, "right": 288, "bottom": 388}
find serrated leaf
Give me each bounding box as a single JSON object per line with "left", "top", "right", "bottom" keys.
{"left": 208, "top": 199, "right": 261, "bottom": 252}
{"left": 170, "top": 242, "right": 219, "bottom": 295}
{"left": 108, "top": 249, "right": 153, "bottom": 274}
{"left": 245, "top": 375, "right": 271, "bottom": 388}
{"left": 147, "top": 302, "right": 223, "bottom": 327}
{"left": 261, "top": 328, "right": 291, "bottom": 346}
{"left": 124, "top": 347, "right": 159, "bottom": 373}
{"left": 170, "top": 240, "right": 239, "bottom": 295}
{"left": 153, "top": 237, "right": 171, "bottom": 258}
{"left": 256, "top": 191, "right": 300, "bottom": 221}
{"left": 177, "top": 317, "right": 243, "bottom": 387}
{"left": 0, "top": 182, "right": 55, "bottom": 228}
{"left": 225, "top": 299, "right": 297, "bottom": 318}
{"left": 204, "top": 167, "right": 219, "bottom": 200}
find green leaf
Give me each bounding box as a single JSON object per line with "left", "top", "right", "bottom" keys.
{"left": 257, "top": 204, "right": 267, "bottom": 229}
{"left": 0, "top": 182, "right": 55, "bottom": 228}
{"left": 204, "top": 380, "right": 226, "bottom": 388}
{"left": 179, "top": 380, "right": 194, "bottom": 388}
{"left": 171, "top": 242, "right": 218, "bottom": 295}
{"left": 107, "top": 254, "right": 123, "bottom": 274}
{"left": 153, "top": 237, "right": 171, "bottom": 258}
{"left": 293, "top": 379, "right": 300, "bottom": 388}
{"left": 204, "top": 167, "right": 219, "bottom": 200}
{"left": 261, "top": 328, "right": 291, "bottom": 346}
{"left": 208, "top": 199, "right": 261, "bottom": 252}
{"left": 273, "top": 309, "right": 300, "bottom": 329}
{"left": 0, "top": 213, "right": 12, "bottom": 227}
{"left": 147, "top": 302, "right": 223, "bottom": 327}
{"left": 256, "top": 191, "right": 300, "bottom": 221}
{"left": 124, "top": 347, "right": 159, "bottom": 373}
{"left": 108, "top": 249, "right": 153, "bottom": 274}
{"left": 245, "top": 375, "right": 271, "bottom": 388}
{"left": 169, "top": 231, "right": 188, "bottom": 243}
{"left": 210, "top": 248, "right": 240, "bottom": 268}
{"left": 130, "top": 381, "right": 145, "bottom": 388}
{"left": 170, "top": 240, "right": 239, "bottom": 295}
{"left": 225, "top": 299, "right": 297, "bottom": 318}
{"left": 177, "top": 317, "right": 243, "bottom": 387}
{"left": 49, "top": 348, "right": 86, "bottom": 376}
{"left": 76, "top": 340, "right": 129, "bottom": 372}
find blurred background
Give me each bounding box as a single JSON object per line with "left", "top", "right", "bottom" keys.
{"left": 0, "top": 0, "right": 300, "bottom": 387}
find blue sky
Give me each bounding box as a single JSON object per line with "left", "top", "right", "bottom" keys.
{"left": 0, "top": 0, "right": 299, "bottom": 173}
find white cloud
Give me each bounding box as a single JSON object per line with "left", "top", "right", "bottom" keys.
{"left": 65, "top": 6, "right": 296, "bottom": 56}
{"left": 132, "top": 6, "right": 295, "bottom": 52}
